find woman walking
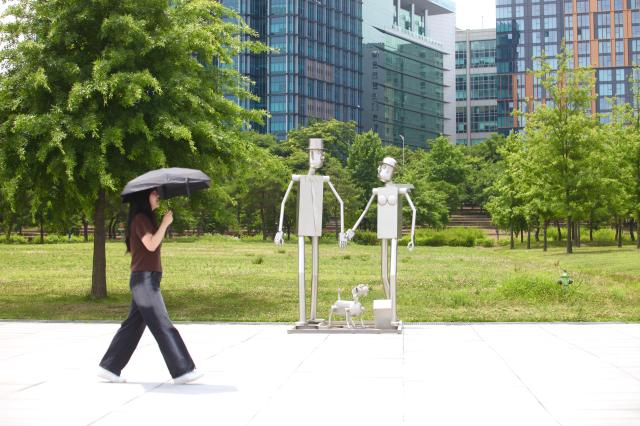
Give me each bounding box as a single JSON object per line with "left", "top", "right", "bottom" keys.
{"left": 98, "top": 188, "right": 202, "bottom": 384}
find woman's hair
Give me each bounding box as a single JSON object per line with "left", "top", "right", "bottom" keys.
{"left": 125, "top": 189, "right": 158, "bottom": 253}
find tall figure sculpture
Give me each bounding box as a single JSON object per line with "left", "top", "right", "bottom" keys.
{"left": 346, "top": 157, "right": 416, "bottom": 326}
{"left": 275, "top": 138, "right": 347, "bottom": 326}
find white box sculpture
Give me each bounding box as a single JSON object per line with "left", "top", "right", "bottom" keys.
{"left": 275, "top": 138, "right": 347, "bottom": 327}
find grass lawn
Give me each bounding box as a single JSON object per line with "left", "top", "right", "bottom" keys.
{"left": 1, "top": 237, "right": 639, "bottom": 322}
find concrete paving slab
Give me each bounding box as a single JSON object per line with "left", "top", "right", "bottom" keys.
{"left": 1, "top": 322, "right": 639, "bottom": 425}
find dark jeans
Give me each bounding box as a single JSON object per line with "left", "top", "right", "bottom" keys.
{"left": 99, "top": 271, "right": 195, "bottom": 378}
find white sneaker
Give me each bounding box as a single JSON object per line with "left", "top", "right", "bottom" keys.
{"left": 97, "top": 367, "right": 126, "bottom": 383}
{"left": 173, "top": 369, "right": 204, "bottom": 384}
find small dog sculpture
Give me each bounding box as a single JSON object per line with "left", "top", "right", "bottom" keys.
{"left": 328, "top": 284, "right": 369, "bottom": 328}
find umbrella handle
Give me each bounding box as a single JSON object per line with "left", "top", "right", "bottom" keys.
{"left": 185, "top": 178, "right": 190, "bottom": 197}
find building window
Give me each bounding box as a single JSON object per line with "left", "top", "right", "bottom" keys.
{"left": 471, "top": 74, "right": 496, "bottom": 100}
{"left": 456, "top": 41, "right": 467, "bottom": 69}
{"left": 470, "top": 39, "right": 496, "bottom": 68}
{"left": 456, "top": 75, "right": 467, "bottom": 101}
{"left": 471, "top": 105, "right": 497, "bottom": 132}
{"left": 456, "top": 107, "right": 466, "bottom": 133}
{"left": 270, "top": 17, "right": 286, "bottom": 34}
{"left": 269, "top": 96, "right": 286, "bottom": 112}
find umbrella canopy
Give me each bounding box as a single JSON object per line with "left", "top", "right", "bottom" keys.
{"left": 121, "top": 168, "right": 211, "bottom": 202}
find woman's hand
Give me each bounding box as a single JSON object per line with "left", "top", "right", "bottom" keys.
{"left": 162, "top": 211, "right": 174, "bottom": 227}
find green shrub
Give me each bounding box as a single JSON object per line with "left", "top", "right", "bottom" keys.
{"left": 479, "top": 238, "right": 495, "bottom": 248}
{"left": 0, "top": 235, "right": 29, "bottom": 244}
{"left": 588, "top": 228, "right": 633, "bottom": 246}
{"left": 400, "top": 227, "right": 487, "bottom": 247}
{"left": 352, "top": 231, "right": 378, "bottom": 245}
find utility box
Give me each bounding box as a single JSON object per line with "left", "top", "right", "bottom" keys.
{"left": 374, "top": 299, "right": 392, "bottom": 329}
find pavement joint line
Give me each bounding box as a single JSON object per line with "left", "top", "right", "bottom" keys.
{"left": 245, "top": 334, "right": 330, "bottom": 426}
{"left": 15, "top": 381, "right": 46, "bottom": 394}
{"left": 540, "top": 324, "right": 640, "bottom": 384}
{"left": 86, "top": 381, "right": 167, "bottom": 426}
{"left": 470, "top": 324, "right": 563, "bottom": 426}
{"left": 205, "top": 329, "right": 264, "bottom": 361}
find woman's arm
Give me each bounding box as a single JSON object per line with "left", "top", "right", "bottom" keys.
{"left": 141, "top": 211, "right": 173, "bottom": 252}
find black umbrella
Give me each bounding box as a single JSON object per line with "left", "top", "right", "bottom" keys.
{"left": 121, "top": 168, "right": 211, "bottom": 202}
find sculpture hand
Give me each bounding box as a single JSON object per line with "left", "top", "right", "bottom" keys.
{"left": 274, "top": 231, "right": 284, "bottom": 246}
{"left": 339, "top": 232, "right": 347, "bottom": 248}
{"left": 346, "top": 229, "right": 355, "bottom": 241}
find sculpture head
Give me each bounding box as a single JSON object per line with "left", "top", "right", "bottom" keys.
{"left": 308, "top": 138, "right": 325, "bottom": 174}
{"left": 378, "top": 157, "right": 397, "bottom": 183}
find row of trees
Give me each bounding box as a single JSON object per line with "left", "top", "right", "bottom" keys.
{"left": 486, "top": 44, "right": 640, "bottom": 253}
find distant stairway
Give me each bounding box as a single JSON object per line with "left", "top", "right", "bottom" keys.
{"left": 448, "top": 206, "right": 506, "bottom": 239}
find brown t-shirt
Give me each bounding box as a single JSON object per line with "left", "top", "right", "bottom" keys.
{"left": 130, "top": 213, "right": 162, "bottom": 272}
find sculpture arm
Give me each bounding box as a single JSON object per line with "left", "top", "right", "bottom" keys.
{"left": 403, "top": 191, "right": 417, "bottom": 250}
{"left": 275, "top": 176, "right": 298, "bottom": 245}
{"left": 325, "top": 178, "right": 344, "bottom": 234}
{"left": 325, "top": 177, "right": 347, "bottom": 248}
{"left": 347, "top": 191, "right": 376, "bottom": 240}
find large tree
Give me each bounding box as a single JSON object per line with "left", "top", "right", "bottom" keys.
{"left": 0, "top": 0, "right": 267, "bottom": 297}
{"left": 524, "top": 43, "right": 597, "bottom": 253}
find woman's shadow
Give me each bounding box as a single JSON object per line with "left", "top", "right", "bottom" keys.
{"left": 129, "top": 382, "right": 238, "bottom": 395}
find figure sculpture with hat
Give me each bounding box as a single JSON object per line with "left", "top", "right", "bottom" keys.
{"left": 275, "top": 138, "right": 347, "bottom": 328}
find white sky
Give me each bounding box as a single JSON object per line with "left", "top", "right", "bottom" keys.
{"left": 455, "top": 0, "right": 496, "bottom": 30}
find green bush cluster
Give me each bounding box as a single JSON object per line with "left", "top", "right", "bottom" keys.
{"left": 347, "top": 227, "right": 494, "bottom": 247}
{"left": 400, "top": 227, "right": 492, "bottom": 247}
{"left": 0, "top": 234, "right": 92, "bottom": 244}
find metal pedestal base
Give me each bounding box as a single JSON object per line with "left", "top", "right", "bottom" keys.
{"left": 288, "top": 320, "right": 403, "bottom": 334}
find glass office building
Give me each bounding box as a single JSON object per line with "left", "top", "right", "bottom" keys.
{"left": 456, "top": 29, "right": 498, "bottom": 146}
{"left": 496, "top": 0, "right": 640, "bottom": 133}
{"left": 223, "top": 0, "right": 363, "bottom": 140}
{"left": 361, "top": 0, "right": 456, "bottom": 149}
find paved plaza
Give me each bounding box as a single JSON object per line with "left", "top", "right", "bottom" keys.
{"left": 1, "top": 321, "right": 640, "bottom": 425}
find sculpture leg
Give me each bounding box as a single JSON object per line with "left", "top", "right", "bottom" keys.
{"left": 310, "top": 236, "right": 319, "bottom": 322}
{"left": 381, "top": 238, "right": 390, "bottom": 298}
{"left": 390, "top": 238, "right": 398, "bottom": 324}
{"left": 297, "top": 236, "right": 306, "bottom": 325}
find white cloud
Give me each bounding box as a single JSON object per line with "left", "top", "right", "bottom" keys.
{"left": 455, "top": 0, "right": 496, "bottom": 30}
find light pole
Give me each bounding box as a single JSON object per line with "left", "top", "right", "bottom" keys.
{"left": 399, "top": 134, "right": 405, "bottom": 166}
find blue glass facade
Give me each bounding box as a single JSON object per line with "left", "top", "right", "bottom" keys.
{"left": 224, "top": 0, "right": 363, "bottom": 140}
{"left": 361, "top": 0, "right": 455, "bottom": 149}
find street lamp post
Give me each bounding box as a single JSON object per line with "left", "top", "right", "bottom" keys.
{"left": 399, "top": 134, "right": 405, "bottom": 166}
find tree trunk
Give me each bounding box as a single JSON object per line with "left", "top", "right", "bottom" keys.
{"left": 527, "top": 228, "right": 531, "bottom": 249}
{"left": 261, "top": 206, "right": 267, "bottom": 241}
{"left": 535, "top": 227, "right": 540, "bottom": 242}
{"left": 83, "top": 216, "right": 89, "bottom": 242}
{"left": 556, "top": 221, "right": 562, "bottom": 241}
{"left": 589, "top": 220, "right": 593, "bottom": 242}
{"left": 630, "top": 220, "right": 636, "bottom": 242}
{"left": 637, "top": 213, "right": 640, "bottom": 249}
{"left": 618, "top": 218, "right": 623, "bottom": 248}
{"left": 543, "top": 221, "right": 548, "bottom": 252}
{"left": 6, "top": 214, "right": 15, "bottom": 238}
{"left": 495, "top": 227, "right": 499, "bottom": 240}
{"left": 510, "top": 222, "right": 514, "bottom": 249}
{"left": 520, "top": 229, "right": 524, "bottom": 243}
{"left": 91, "top": 188, "right": 107, "bottom": 298}
{"left": 575, "top": 221, "right": 580, "bottom": 248}
{"left": 39, "top": 213, "right": 44, "bottom": 244}
{"left": 566, "top": 216, "right": 573, "bottom": 254}
{"left": 112, "top": 216, "right": 119, "bottom": 239}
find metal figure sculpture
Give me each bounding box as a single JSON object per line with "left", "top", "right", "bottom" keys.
{"left": 346, "top": 157, "right": 416, "bottom": 327}
{"left": 275, "top": 138, "right": 347, "bottom": 326}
